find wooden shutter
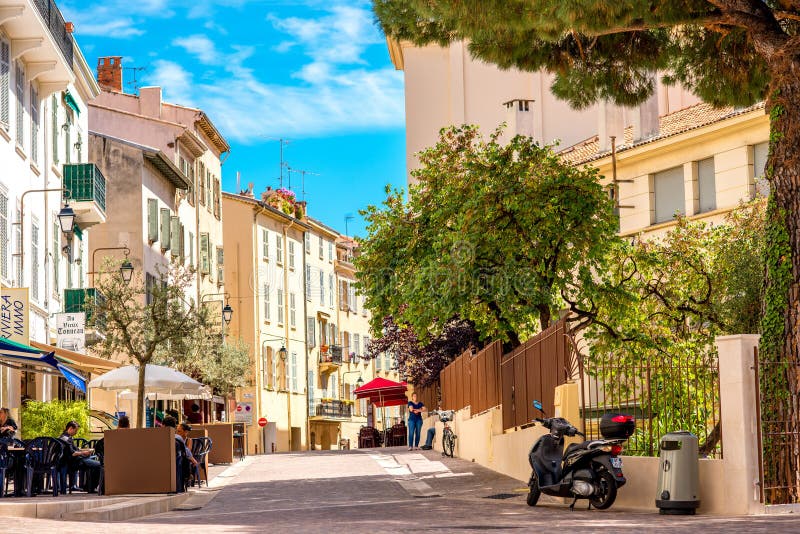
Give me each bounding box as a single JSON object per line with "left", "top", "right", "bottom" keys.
{"left": 170, "top": 217, "right": 180, "bottom": 257}
{"left": 147, "top": 199, "right": 159, "bottom": 243}
{"left": 307, "top": 317, "right": 316, "bottom": 347}
{"left": 160, "top": 208, "right": 171, "bottom": 251}
{"left": 199, "top": 233, "right": 209, "bottom": 274}
{"left": 179, "top": 223, "right": 185, "bottom": 263}
{"left": 217, "top": 247, "right": 224, "bottom": 285}
{"left": 0, "top": 39, "right": 9, "bottom": 129}
{"left": 214, "top": 179, "right": 221, "bottom": 220}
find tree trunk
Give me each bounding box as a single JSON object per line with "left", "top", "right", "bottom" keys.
{"left": 538, "top": 305, "right": 551, "bottom": 332}
{"left": 136, "top": 363, "right": 147, "bottom": 428}
{"left": 761, "top": 56, "right": 800, "bottom": 503}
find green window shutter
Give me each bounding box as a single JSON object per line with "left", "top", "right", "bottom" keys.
{"left": 147, "top": 199, "right": 158, "bottom": 243}
{"left": 307, "top": 317, "right": 316, "bottom": 347}
{"left": 216, "top": 247, "right": 224, "bottom": 284}
{"left": 179, "top": 223, "right": 185, "bottom": 264}
{"left": 170, "top": 217, "right": 180, "bottom": 257}
{"left": 200, "top": 233, "right": 209, "bottom": 274}
{"left": 160, "top": 208, "right": 171, "bottom": 252}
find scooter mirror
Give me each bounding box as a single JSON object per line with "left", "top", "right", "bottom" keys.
{"left": 533, "top": 400, "right": 543, "bottom": 411}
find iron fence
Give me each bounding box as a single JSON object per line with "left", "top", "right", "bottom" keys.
{"left": 756, "top": 346, "right": 800, "bottom": 504}
{"left": 580, "top": 349, "right": 722, "bottom": 458}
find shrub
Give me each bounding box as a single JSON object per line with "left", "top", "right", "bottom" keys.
{"left": 20, "top": 400, "right": 90, "bottom": 440}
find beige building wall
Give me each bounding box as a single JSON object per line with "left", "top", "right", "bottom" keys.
{"left": 391, "top": 40, "right": 701, "bottom": 183}
{"left": 223, "top": 192, "right": 308, "bottom": 453}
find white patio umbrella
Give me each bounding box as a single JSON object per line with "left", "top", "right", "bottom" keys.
{"left": 88, "top": 363, "right": 211, "bottom": 399}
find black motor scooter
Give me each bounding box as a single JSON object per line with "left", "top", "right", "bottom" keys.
{"left": 527, "top": 400, "right": 634, "bottom": 511}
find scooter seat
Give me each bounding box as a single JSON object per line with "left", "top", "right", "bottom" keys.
{"left": 564, "top": 441, "right": 592, "bottom": 457}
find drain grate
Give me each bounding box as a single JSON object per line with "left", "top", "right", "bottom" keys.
{"left": 484, "top": 493, "right": 522, "bottom": 500}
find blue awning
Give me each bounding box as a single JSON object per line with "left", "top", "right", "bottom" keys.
{"left": 0, "top": 338, "right": 87, "bottom": 393}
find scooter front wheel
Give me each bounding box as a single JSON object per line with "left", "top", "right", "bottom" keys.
{"left": 589, "top": 469, "right": 617, "bottom": 510}
{"left": 527, "top": 471, "right": 541, "bottom": 507}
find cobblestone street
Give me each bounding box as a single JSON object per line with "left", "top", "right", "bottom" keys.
{"left": 6, "top": 448, "right": 800, "bottom": 533}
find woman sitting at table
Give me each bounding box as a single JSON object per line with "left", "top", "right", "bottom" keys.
{"left": 0, "top": 407, "right": 17, "bottom": 440}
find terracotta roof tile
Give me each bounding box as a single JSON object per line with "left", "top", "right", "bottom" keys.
{"left": 559, "top": 102, "right": 766, "bottom": 165}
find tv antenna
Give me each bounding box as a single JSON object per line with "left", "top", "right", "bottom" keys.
{"left": 287, "top": 167, "right": 320, "bottom": 202}
{"left": 261, "top": 137, "right": 291, "bottom": 188}
{"left": 344, "top": 213, "right": 355, "bottom": 238}
{"left": 124, "top": 65, "right": 148, "bottom": 94}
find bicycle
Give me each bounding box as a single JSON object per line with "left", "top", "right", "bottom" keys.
{"left": 434, "top": 410, "right": 457, "bottom": 457}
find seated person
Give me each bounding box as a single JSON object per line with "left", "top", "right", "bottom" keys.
{"left": 58, "top": 421, "right": 101, "bottom": 493}
{"left": 163, "top": 416, "right": 197, "bottom": 489}
{"left": 117, "top": 415, "right": 130, "bottom": 429}
{"left": 0, "top": 407, "right": 18, "bottom": 440}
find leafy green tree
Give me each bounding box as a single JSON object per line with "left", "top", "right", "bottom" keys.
{"left": 373, "top": 0, "right": 799, "bottom": 420}
{"left": 21, "top": 400, "right": 90, "bottom": 440}
{"left": 356, "top": 125, "right": 617, "bottom": 347}
{"left": 160, "top": 334, "right": 252, "bottom": 398}
{"left": 88, "top": 262, "right": 212, "bottom": 428}
{"left": 582, "top": 201, "right": 765, "bottom": 454}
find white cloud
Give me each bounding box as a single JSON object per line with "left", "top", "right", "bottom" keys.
{"left": 173, "top": 35, "right": 218, "bottom": 65}
{"left": 147, "top": 60, "right": 195, "bottom": 105}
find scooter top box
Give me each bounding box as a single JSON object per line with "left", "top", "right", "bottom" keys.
{"left": 599, "top": 414, "right": 635, "bottom": 439}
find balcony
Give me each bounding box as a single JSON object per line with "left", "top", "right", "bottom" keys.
{"left": 31, "top": 0, "right": 73, "bottom": 67}
{"left": 310, "top": 399, "right": 352, "bottom": 420}
{"left": 318, "top": 345, "right": 342, "bottom": 374}
{"left": 63, "top": 164, "right": 107, "bottom": 228}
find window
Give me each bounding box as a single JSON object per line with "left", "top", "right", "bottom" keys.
{"left": 188, "top": 231, "right": 194, "bottom": 267}
{"left": 276, "top": 234, "right": 283, "bottom": 264}
{"left": 319, "top": 271, "right": 325, "bottom": 306}
{"left": 305, "top": 265, "right": 312, "bottom": 300}
{"left": 318, "top": 236, "right": 324, "bottom": 258}
{"left": 653, "top": 166, "right": 685, "bottom": 224}
{"left": 305, "top": 233, "right": 310, "bottom": 254}
{"left": 214, "top": 178, "right": 221, "bottom": 219}
{"left": 31, "top": 222, "right": 39, "bottom": 301}
{"left": 0, "top": 189, "right": 7, "bottom": 280}
{"left": 64, "top": 109, "right": 72, "bottom": 164}
{"left": 328, "top": 274, "right": 334, "bottom": 308}
{"left": 350, "top": 286, "right": 358, "bottom": 313}
{"left": 206, "top": 169, "right": 212, "bottom": 210}
{"left": 376, "top": 352, "right": 383, "bottom": 371}
{"left": 289, "top": 292, "right": 297, "bottom": 328}
{"left": 362, "top": 295, "right": 368, "bottom": 316}
{"left": 364, "top": 336, "right": 370, "bottom": 357}
{"left": 262, "top": 229, "right": 269, "bottom": 260}
{"left": 278, "top": 354, "right": 287, "bottom": 391}
{"left": 263, "top": 282, "right": 271, "bottom": 321}
{"left": 330, "top": 373, "right": 337, "bottom": 399}
{"left": 146, "top": 273, "right": 156, "bottom": 306}
{"left": 753, "top": 142, "right": 770, "bottom": 197}
{"left": 198, "top": 163, "right": 206, "bottom": 206}
{"left": 147, "top": 199, "right": 158, "bottom": 243}
{"left": 160, "top": 209, "right": 171, "bottom": 252}
{"left": 0, "top": 38, "right": 9, "bottom": 130}
{"left": 199, "top": 233, "right": 210, "bottom": 274}
{"left": 307, "top": 317, "right": 316, "bottom": 347}
{"left": 353, "top": 334, "right": 360, "bottom": 357}
{"left": 328, "top": 241, "right": 333, "bottom": 262}
{"left": 217, "top": 247, "right": 224, "bottom": 285}
{"left": 340, "top": 280, "right": 349, "bottom": 310}
{"left": 697, "top": 157, "right": 716, "bottom": 213}
{"left": 30, "top": 87, "right": 38, "bottom": 163}
{"left": 14, "top": 62, "right": 23, "bottom": 146}
{"left": 50, "top": 96, "right": 58, "bottom": 163}
{"left": 288, "top": 241, "right": 295, "bottom": 269}
{"left": 14, "top": 207, "right": 21, "bottom": 287}
{"left": 290, "top": 351, "right": 298, "bottom": 392}
{"left": 277, "top": 288, "right": 284, "bottom": 324}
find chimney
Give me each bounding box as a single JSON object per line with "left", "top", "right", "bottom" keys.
{"left": 598, "top": 100, "right": 625, "bottom": 153}
{"left": 504, "top": 99, "right": 536, "bottom": 138}
{"left": 97, "top": 56, "right": 123, "bottom": 92}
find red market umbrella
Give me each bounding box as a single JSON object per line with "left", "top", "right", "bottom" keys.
{"left": 354, "top": 377, "right": 409, "bottom": 438}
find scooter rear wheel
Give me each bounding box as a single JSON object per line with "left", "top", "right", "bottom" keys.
{"left": 589, "top": 469, "right": 617, "bottom": 510}
{"left": 527, "top": 471, "right": 541, "bottom": 507}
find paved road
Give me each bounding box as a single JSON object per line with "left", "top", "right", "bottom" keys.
{"left": 8, "top": 447, "right": 800, "bottom": 532}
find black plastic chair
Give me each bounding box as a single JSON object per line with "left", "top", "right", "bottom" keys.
{"left": 95, "top": 439, "right": 105, "bottom": 495}
{"left": 175, "top": 439, "right": 187, "bottom": 493}
{"left": 24, "top": 437, "right": 63, "bottom": 497}
{"left": 0, "top": 443, "right": 12, "bottom": 498}
{"left": 73, "top": 438, "right": 89, "bottom": 449}
{"left": 190, "top": 437, "right": 213, "bottom": 487}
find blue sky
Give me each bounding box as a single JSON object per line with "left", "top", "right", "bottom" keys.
{"left": 60, "top": 0, "right": 407, "bottom": 237}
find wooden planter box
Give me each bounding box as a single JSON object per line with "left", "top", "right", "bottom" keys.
{"left": 196, "top": 423, "right": 234, "bottom": 464}
{"left": 104, "top": 427, "right": 176, "bottom": 495}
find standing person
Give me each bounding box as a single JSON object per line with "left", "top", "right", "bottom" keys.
{"left": 0, "top": 407, "right": 18, "bottom": 440}
{"left": 407, "top": 393, "right": 425, "bottom": 450}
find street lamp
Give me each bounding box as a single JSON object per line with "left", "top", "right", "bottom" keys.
{"left": 222, "top": 304, "right": 233, "bottom": 324}
{"left": 89, "top": 246, "right": 133, "bottom": 285}
{"left": 278, "top": 346, "right": 288, "bottom": 361}
{"left": 57, "top": 202, "right": 76, "bottom": 234}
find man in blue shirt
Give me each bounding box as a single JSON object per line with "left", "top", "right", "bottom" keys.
{"left": 407, "top": 393, "right": 426, "bottom": 450}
